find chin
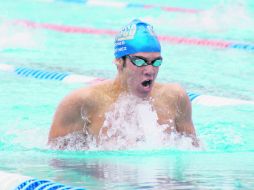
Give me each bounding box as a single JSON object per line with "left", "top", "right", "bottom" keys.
{"left": 135, "top": 90, "right": 152, "bottom": 99}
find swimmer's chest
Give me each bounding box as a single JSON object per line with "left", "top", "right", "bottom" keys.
{"left": 88, "top": 97, "right": 177, "bottom": 135}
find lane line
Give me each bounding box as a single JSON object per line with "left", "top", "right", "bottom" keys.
{"left": 12, "top": 19, "right": 254, "bottom": 51}
{"left": 1, "top": 63, "right": 253, "bottom": 106}
{"left": 38, "top": 0, "right": 201, "bottom": 14}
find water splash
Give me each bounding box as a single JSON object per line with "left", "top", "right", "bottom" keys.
{"left": 50, "top": 93, "right": 199, "bottom": 151}
{"left": 197, "top": 0, "right": 254, "bottom": 32}
{"left": 97, "top": 94, "right": 169, "bottom": 150}
{"left": 0, "top": 19, "right": 43, "bottom": 51}
{"left": 144, "top": 0, "right": 254, "bottom": 34}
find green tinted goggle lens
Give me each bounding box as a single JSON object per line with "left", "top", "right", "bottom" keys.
{"left": 127, "top": 55, "right": 162, "bottom": 67}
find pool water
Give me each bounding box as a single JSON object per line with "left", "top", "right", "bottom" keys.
{"left": 0, "top": 0, "right": 254, "bottom": 189}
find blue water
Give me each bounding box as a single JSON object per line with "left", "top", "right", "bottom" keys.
{"left": 0, "top": 0, "right": 254, "bottom": 189}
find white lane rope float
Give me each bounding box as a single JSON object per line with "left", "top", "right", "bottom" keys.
{"left": 1, "top": 63, "right": 253, "bottom": 106}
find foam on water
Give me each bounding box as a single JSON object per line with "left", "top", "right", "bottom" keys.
{"left": 144, "top": 0, "right": 254, "bottom": 35}
{"left": 50, "top": 93, "right": 201, "bottom": 151}
{"left": 0, "top": 120, "right": 48, "bottom": 150}
{"left": 0, "top": 19, "right": 43, "bottom": 51}
{"left": 198, "top": 0, "right": 254, "bottom": 32}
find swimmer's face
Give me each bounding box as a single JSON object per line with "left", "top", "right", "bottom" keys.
{"left": 123, "top": 52, "right": 161, "bottom": 98}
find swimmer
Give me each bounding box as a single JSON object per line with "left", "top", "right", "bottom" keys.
{"left": 48, "top": 19, "right": 198, "bottom": 147}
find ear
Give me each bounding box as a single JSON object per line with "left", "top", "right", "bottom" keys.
{"left": 114, "top": 58, "right": 124, "bottom": 72}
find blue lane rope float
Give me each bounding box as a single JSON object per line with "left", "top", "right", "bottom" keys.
{"left": 187, "top": 92, "right": 200, "bottom": 101}
{"left": 0, "top": 63, "right": 253, "bottom": 106}
{"left": 15, "top": 179, "right": 85, "bottom": 190}
{"left": 15, "top": 67, "right": 69, "bottom": 81}
{"left": 0, "top": 171, "right": 86, "bottom": 190}
{"left": 228, "top": 43, "right": 254, "bottom": 51}
{"left": 58, "top": 0, "right": 86, "bottom": 4}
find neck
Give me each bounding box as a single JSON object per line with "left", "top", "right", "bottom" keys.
{"left": 112, "top": 74, "right": 127, "bottom": 94}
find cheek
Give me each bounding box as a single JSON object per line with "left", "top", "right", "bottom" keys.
{"left": 125, "top": 69, "right": 141, "bottom": 88}
{"left": 126, "top": 69, "right": 137, "bottom": 83}
{"left": 125, "top": 64, "right": 140, "bottom": 77}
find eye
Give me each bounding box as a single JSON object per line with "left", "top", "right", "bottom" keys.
{"left": 152, "top": 59, "right": 162, "bottom": 67}
{"left": 133, "top": 58, "right": 146, "bottom": 66}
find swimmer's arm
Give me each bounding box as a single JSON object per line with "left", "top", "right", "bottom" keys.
{"left": 175, "top": 87, "right": 199, "bottom": 146}
{"left": 48, "top": 90, "right": 91, "bottom": 142}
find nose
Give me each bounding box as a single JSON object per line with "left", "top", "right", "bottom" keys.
{"left": 143, "top": 65, "right": 157, "bottom": 76}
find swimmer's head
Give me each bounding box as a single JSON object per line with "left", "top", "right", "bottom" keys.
{"left": 114, "top": 19, "right": 161, "bottom": 58}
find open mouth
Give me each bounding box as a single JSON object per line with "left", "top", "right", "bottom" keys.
{"left": 141, "top": 79, "right": 152, "bottom": 87}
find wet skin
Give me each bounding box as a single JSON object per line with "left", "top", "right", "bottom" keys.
{"left": 48, "top": 52, "right": 198, "bottom": 146}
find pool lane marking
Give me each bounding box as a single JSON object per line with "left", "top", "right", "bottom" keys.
{"left": 38, "top": 0, "right": 201, "bottom": 14}
{"left": 12, "top": 19, "right": 254, "bottom": 51}
{"left": 1, "top": 63, "right": 253, "bottom": 106}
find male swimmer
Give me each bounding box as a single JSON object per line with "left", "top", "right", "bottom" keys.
{"left": 48, "top": 19, "right": 198, "bottom": 148}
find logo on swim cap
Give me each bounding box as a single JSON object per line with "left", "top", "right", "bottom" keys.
{"left": 114, "top": 19, "right": 161, "bottom": 58}
{"left": 116, "top": 24, "right": 136, "bottom": 41}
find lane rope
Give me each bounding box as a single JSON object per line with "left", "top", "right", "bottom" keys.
{"left": 38, "top": 0, "right": 201, "bottom": 14}
{"left": 0, "top": 171, "right": 85, "bottom": 190}
{"left": 12, "top": 19, "right": 254, "bottom": 52}
{"left": 1, "top": 63, "right": 253, "bottom": 106}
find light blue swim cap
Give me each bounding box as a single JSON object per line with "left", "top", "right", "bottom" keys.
{"left": 114, "top": 19, "right": 161, "bottom": 58}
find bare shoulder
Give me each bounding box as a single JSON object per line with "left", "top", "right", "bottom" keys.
{"left": 163, "top": 83, "right": 191, "bottom": 112}
{"left": 48, "top": 87, "right": 92, "bottom": 140}
{"left": 48, "top": 80, "right": 113, "bottom": 140}
{"left": 57, "top": 86, "right": 94, "bottom": 112}
{"left": 154, "top": 82, "right": 189, "bottom": 102}
{"left": 58, "top": 79, "right": 114, "bottom": 111}
{"left": 160, "top": 83, "right": 196, "bottom": 136}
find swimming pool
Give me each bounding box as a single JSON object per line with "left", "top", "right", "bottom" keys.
{"left": 0, "top": 0, "right": 254, "bottom": 189}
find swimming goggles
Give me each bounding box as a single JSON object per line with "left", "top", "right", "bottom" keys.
{"left": 126, "top": 55, "right": 162, "bottom": 67}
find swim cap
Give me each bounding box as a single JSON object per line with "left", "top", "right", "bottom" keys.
{"left": 114, "top": 19, "right": 161, "bottom": 58}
